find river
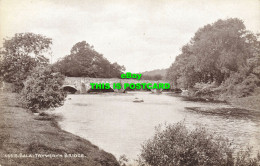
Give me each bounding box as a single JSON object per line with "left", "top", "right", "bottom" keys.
{"left": 53, "top": 92, "right": 260, "bottom": 162}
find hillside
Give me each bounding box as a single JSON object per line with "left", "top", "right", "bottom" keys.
{"left": 141, "top": 69, "right": 168, "bottom": 80}
{"left": 142, "top": 69, "right": 167, "bottom": 77}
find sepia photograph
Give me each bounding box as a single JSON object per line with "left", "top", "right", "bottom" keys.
{"left": 0, "top": 0, "right": 260, "bottom": 165}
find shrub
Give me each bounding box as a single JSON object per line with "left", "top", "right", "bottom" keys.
{"left": 119, "top": 155, "right": 129, "bottom": 166}
{"left": 220, "top": 73, "right": 260, "bottom": 98}
{"left": 138, "top": 122, "right": 259, "bottom": 166}
{"left": 237, "top": 74, "right": 260, "bottom": 97}
{"left": 20, "top": 65, "right": 67, "bottom": 112}
{"left": 0, "top": 55, "right": 37, "bottom": 92}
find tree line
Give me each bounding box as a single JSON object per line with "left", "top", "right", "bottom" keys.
{"left": 53, "top": 41, "right": 125, "bottom": 78}
{"left": 166, "top": 18, "right": 260, "bottom": 97}
{"left": 0, "top": 33, "right": 125, "bottom": 111}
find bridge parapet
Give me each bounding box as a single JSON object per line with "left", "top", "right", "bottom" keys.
{"left": 63, "top": 77, "right": 171, "bottom": 93}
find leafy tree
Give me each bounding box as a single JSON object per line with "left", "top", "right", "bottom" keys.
{"left": 166, "top": 18, "right": 260, "bottom": 93}
{"left": 53, "top": 41, "right": 125, "bottom": 78}
{"left": 0, "top": 33, "right": 52, "bottom": 92}
{"left": 20, "top": 65, "right": 66, "bottom": 112}
{"left": 110, "top": 62, "right": 126, "bottom": 78}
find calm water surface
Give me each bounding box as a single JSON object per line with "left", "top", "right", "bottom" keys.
{"left": 53, "top": 92, "right": 260, "bottom": 161}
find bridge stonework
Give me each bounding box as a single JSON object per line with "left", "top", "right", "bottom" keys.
{"left": 63, "top": 77, "right": 171, "bottom": 93}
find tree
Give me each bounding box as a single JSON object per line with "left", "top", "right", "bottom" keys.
{"left": 53, "top": 41, "right": 125, "bottom": 78}
{"left": 20, "top": 65, "right": 66, "bottom": 111}
{"left": 166, "top": 18, "right": 260, "bottom": 91}
{"left": 110, "top": 62, "right": 126, "bottom": 78}
{"left": 0, "top": 33, "right": 52, "bottom": 92}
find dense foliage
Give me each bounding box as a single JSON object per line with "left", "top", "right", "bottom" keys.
{"left": 53, "top": 41, "right": 125, "bottom": 78}
{"left": 20, "top": 66, "right": 66, "bottom": 111}
{"left": 139, "top": 122, "right": 260, "bottom": 166}
{"left": 166, "top": 18, "right": 260, "bottom": 96}
{"left": 0, "top": 33, "right": 52, "bottom": 92}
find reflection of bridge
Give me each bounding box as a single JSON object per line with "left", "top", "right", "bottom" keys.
{"left": 62, "top": 77, "right": 171, "bottom": 93}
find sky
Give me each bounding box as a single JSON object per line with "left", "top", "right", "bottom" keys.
{"left": 0, "top": 0, "right": 259, "bottom": 72}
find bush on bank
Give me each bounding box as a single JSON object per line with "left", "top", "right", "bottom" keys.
{"left": 20, "top": 65, "right": 67, "bottom": 112}
{"left": 138, "top": 122, "right": 260, "bottom": 166}
{"left": 220, "top": 73, "right": 260, "bottom": 98}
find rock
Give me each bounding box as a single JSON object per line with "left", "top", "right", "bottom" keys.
{"left": 174, "top": 88, "right": 183, "bottom": 93}
{"left": 181, "top": 90, "right": 189, "bottom": 96}
{"left": 133, "top": 98, "right": 144, "bottom": 102}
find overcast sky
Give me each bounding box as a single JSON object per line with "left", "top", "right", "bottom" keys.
{"left": 0, "top": 0, "right": 259, "bottom": 72}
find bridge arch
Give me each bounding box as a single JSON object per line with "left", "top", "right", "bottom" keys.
{"left": 62, "top": 85, "right": 78, "bottom": 94}
{"left": 150, "top": 88, "right": 163, "bottom": 93}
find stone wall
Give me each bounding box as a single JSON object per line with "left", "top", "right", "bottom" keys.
{"left": 63, "top": 77, "right": 170, "bottom": 93}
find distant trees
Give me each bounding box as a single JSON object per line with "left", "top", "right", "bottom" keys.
{"left": 53, "top": 41, "right": 125, "bottom": 78}
{"left": 166, "top": 18, "right": 260, "bottom": 96}
{"left": 142, "top": 74, "right": 163, "bottom": 81}
{"left": 141, "top": 69, "right": 167, "bottom": 81}
{"left": 0, "top": 33, "right": 52, "bottom": 92}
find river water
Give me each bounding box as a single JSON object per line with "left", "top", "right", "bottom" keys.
{"left": 53, "top": 92, "right": 260, "bottom": 161}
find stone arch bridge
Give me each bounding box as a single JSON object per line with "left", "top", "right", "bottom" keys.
{"left": 62, "top": 77, "right": 172, "bottom": 93}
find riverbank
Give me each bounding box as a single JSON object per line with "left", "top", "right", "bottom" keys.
{"left": 174, "top": 86, "right": 260, "bottom": 111}
{"left": 0, "top": 92, "right": 119, "bottom": 166}
{"left": 184, "top": 94, "right": 260, "bottom": 111}
{"left": 185, "top": 107, "right": 260, "bottom": 122}
{"left": 228, "top": 93, "right": 260, "bottom": 111}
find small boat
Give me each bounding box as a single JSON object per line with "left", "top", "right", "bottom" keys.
{"left": 151, "top": 89, "right": 162, "bottom": 93}
{"left": 133, "top": 98, "right": 144, "bottom": 103}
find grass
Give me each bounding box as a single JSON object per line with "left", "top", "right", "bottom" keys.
{"left": 0, "top": 92, "right": 119, "bottom": 166}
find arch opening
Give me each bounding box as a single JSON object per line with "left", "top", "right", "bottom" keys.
{"left": 63, "top": 86, "right": 78, "bottom": 94}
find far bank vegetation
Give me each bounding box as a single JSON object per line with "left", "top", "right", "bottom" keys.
{"left": 166, "top": 18, "right": 260, "bottom": 103}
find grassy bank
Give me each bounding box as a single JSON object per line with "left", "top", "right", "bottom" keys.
{"left": 177, "top": 84, "right": 260, "bottom": 111}
{"left": 185, "top": 107, "right": 260, "bottom": 122}
{"left": 183, "top": 94, "right": 260, "bottom": 111}
{"left": 0, "top": 92, "right": 119, "bottom": 166}
{"left": 228, "top": 93, "right": 260, "bottom": 111}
